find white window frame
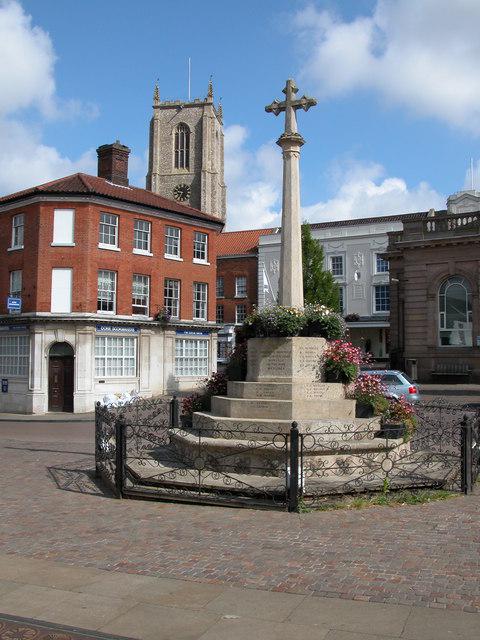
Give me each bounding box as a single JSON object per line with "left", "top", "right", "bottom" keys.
{"left": 438, "top": 276, "right": 473, "bottom": 347}
{"left": 10, "top": 213, "right": 24, "bottom": 250}
{"left": 216, "top": 276, "right": 224, "bottom": 298}
{"left": 235, "top": 275, "right": 247, "bottom": 298}
{"left": 0, "top": 335, "right": 29, "bottom": 377}
{"left": 132, "top": 274, "right": 150, "bottom": 316}
{"left": 329, "top": 254, "right": 344, "bottom": 278}
{"left": 98, "top": 213, "right": 120, "bottom": 250}
{"left": 52, "top": 209, "right": 75, "bottom": 246}
{"left": 97, "top": 270, "right": 117, "bottom": 314}
{"left": 133, "top": 219, "right": 152, "bottom": 255}
{"left": 375, "top": 253, "right": 389, "bottom": 274}
{"left": 373, "top": 284, "right": 390, "bottom": 313}
{"left": 193, "top": 282, "right": 208, "bottom": 320}
{"left": 175, "top": 338, "right": 209, "bottom": 377}
{"left": 94, "top": 336, "right": 137, "bottom": 378}
{"left": 193, "top": 232, "right": 208, "bottom": 264}
{"left": 235, "top": 304, "right": 247, "bottom": 324}
{"left": 165, "top": 226, "right": 182, "bottom": 260}
{"left": 164, "top": 278, "right": 180, "bottom": 319}
{"left": 9, "top": 270, "right": 22, "bottom": 298}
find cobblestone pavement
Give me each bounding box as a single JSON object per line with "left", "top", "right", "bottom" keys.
{"left": 1, "top": 433, "right": 479, "bottom": 614}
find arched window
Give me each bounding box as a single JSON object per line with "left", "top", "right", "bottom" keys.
{"left": 174, "top": 123, "right": 190, "bottom": 169}
{"left": 438, "top": 276, "right": 472, "bottom": 346}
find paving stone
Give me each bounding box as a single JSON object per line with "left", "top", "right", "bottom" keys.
{"left": 0, "top": 584, "right": 72, "bottom": 618}
{"left": 287, "top": 597, "right": 412, "bottom": 636}
{"left": 39, "top": 591, "right": 137, "bottom": 630}
{"left": 402, "top": 606, "right": 480, "bottom": 640}
{"left": 205, "top": 586, "right": 306, "bottom": 621}
{"left": 98, "top": 602, "right": 219, "bottom": 640}
{"left": 197, "top": 616, "right": 329, "bottom": 640}
{"left": 1, "top": 433, "right": 480, "bottom": 613}
{"left": 75, "top": 571, "right": 225, "bottom": 609}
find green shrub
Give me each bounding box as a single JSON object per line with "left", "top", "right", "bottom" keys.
{"left": 244, "top": 305, "right": 305, "bottom": 338}
{"left": 302, "top": 304, "right": 346, "bottom": 339}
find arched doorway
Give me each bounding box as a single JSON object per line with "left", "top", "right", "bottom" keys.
{"left": 48, "top": 342, "right": 74, "bottom": 412}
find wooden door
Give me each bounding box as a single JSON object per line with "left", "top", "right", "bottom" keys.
{"left": 48, "top": 356, "right": 74, "bottom": 412}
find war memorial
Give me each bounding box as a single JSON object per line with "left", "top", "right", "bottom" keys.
{"left": 96, "top": 81, "right": 479, "bottom": 510}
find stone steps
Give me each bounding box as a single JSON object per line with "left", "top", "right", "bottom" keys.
{"left": 210, "top": 395, "right": 355, "bottom": 420}
{"left": 193, "top": 411, "right": 380, "bottom": 439}
{"left": 227, "top": 381, "right": 345, "bottom": 401}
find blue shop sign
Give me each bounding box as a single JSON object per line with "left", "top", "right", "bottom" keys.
{"left": 96, "top": 325, "right": 139, "bottom": 334}
{"left": 176, "top": 329, "right": 210, "bottom": 336}
{"left": 7, "top": 297, "right": 21, "bottom": 313}
{"left": 0, "top": 325, "right": 28, "bottom": 332}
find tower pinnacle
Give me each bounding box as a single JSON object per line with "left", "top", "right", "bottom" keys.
{"left": 153, "top": 83, "right": 160, "bottom": 106}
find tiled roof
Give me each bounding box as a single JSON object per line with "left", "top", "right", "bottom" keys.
{"left": 216, "top": 210, "right": 440, "bottom": 256}
{"left": 217, "top": 228, "right": 276, "bottom": 256}
{"left": 0, "top": 173, "right": 223, "bottom": 225}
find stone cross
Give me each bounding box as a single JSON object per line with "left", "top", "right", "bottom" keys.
{"left": 266, "top": 79, "right": 317, "bottom": 308}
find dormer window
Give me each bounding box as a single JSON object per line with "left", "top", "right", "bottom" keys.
{"left": 174, "top": 123, "right": 190, "bottom": 170}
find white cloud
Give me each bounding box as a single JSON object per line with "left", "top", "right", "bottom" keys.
{"left": 224, "top": 124, "right": 282, "bottom": 230}
{"left": 302, "top": 159, "right": 446, "bottom": 223}
{"left": 0, "top": 1, "right": 98, "bottom": 196}
{"left": 294, "top": 0, "right": 480, "bottom": 133}
{"left": 224, "top": 122, "right": 445, "bottom": 229}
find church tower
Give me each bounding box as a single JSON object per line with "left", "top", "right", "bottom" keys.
{"left": 146, "top": 80, "right": 226, "bottom": 221}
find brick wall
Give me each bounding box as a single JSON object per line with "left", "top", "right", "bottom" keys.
{"left": 216, "top": 255, "right": 258, "bottom": 323}
{"left": 1, "top": 199, "right": 219, "bottom": 321}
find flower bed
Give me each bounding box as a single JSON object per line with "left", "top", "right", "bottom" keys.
{"left": 244, "top": 304, "right": 346, "bottom": 340}
{"left": 323, "top": 340, "right": 367, "bottom": 384}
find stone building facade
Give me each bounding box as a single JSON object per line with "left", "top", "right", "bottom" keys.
{"left": 146, "top": 82, "right": 226, "bottom": 222}
{"left": 256, "top": 214, "right": 424, "bottom": 360}
{"left": 386, "top": 195, "right": 480, "bottom": 382}
{"left": 0, "top": 143, "right": 223, "bottom": 414}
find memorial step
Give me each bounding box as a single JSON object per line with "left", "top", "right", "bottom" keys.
{"left": 227, "top": 380, "right": 345, "bottom": 401}
{"left": 192, "top": 412, "right": 380, "bottom": 439}
{"left": 210, "top": 395, "right": 355, "bottom": 420}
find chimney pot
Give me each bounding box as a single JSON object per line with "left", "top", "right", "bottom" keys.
{"left": 97, "top": 141, "right": 131, "bottom": 186}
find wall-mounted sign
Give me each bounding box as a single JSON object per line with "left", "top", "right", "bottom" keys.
{"left": 1, "top": 379, "right": 8, "bottom": 393}
{"left": 176, "top": 329, "right": 210, "bottom": 336}
{"left": 7, "top": 297, "right": 21, "bottom": 314}
{"left": 96, "top": 325, "right": 139, "bottom": 334}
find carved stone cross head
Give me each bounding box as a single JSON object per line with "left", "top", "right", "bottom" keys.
{"left": 265, "top": 78, "right": 317, "bottom": 135}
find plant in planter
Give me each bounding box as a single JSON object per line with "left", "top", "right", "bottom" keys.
{"left": 180, "top": 372, "right": 229, "bottom": 427}
{"left": 302, "top": 304, "right": 347, "bottom": 339}
{"left": 352, "top": 374, "right": 389, "bottom": 418}
{"left": 244, "top": 305, "right": 305, "bottom": 338}
{"left": 380, "top": 396, "right": 417, "bottom": 439}
{"left": 323, "top": 340, "right": 364, "bottom": 384}
{"left": 155, "top": 307, "right": 171, "bottom": 323}
{"left": 181, "top": 393, "right": 207, "bottom": 427}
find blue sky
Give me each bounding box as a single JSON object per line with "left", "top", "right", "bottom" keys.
{"left": 1, "top": 0, "right": 480, "bottom": 229}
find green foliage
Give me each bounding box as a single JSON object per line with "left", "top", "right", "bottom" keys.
{"left": 304, "top": 489, "right": 458, "bottom": 512}
{"left": 302, "top": 222, "right": 340, "bottom": 310}
{"left": 302, "top": 304, "right": 346, "bottom": 339}
{"left": 244, "top": 306, "right": 305, "bottom": 338}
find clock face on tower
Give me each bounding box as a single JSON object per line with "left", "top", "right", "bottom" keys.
{"left": 173, "top": 183, "right": 191, "bottom": 202}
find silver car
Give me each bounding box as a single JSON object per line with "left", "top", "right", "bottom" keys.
{"left": 361, "top": 369, "right": 421, "bottom": 404}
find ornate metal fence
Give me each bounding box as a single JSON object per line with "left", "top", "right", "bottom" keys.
{"left": 95, "top": 398, "right": 479, "bottom": 511}
{"left": 298, "top": 401, "right": 479, "bottom": 509}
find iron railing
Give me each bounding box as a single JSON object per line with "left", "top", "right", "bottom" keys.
{"left": 95, "top": 398, "right": 480, "bottom": 511}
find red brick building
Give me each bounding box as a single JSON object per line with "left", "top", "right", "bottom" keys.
{"left": 0, "top": 142, "right": 223, "bottom": 414}
{"left": 216, "top": 228, "right": 274, "bottom": 325}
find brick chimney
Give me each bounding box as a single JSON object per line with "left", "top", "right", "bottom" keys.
{"left": 96, "top": 140, "right": 131, "bottom": 186}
